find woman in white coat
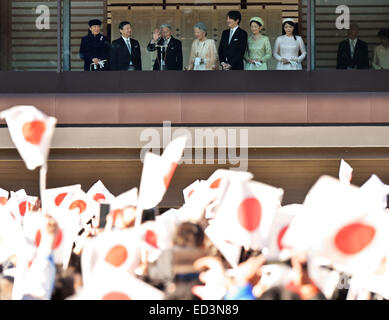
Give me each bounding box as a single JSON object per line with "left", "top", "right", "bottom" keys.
{"left": 273, "top": 18, "right": 306, "bottom": 70}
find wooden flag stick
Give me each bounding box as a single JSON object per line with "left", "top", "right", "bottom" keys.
{"left": 39, "top": 163, "right": 48, "bottom": 213}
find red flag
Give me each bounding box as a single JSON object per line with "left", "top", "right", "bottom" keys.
{"left": 0, "top": 106, "right": 57, "bottom": 170}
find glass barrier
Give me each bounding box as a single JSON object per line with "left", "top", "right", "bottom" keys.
{"left": 0, "top": 0, "right": 59, "bottom": 71}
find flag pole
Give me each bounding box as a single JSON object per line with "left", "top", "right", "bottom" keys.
{"left": 40, "top": 162, "right": 48, "bottom": 213}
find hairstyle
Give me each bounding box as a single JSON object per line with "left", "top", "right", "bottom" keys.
{"left": 378, "top": 28, "right": 389, "bottom": 39}
{"left": 118, "top": 21, "right": 131, "bottom": 30}
{"left": 194, "top": 22, "right": 207, "bottom": 36}
{"left": 227, "top": 10, "right": 241, "bottom": 25}
{"left": 282, "top": 20, "right": 298, "bottom": 40}
{"left": 160, "top": 24, "right": 172, "bottom": 31}
{"left": 250, "top": 20, "right": 262, "bottom": 28}
{"left": 173, "top": 222, "right": 204, "bottom": 248}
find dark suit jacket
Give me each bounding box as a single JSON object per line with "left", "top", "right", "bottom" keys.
{"left": 147, "top": 36, "right": 183, "bottom": 71}
{"left": 79, "top": 33, "right": 110, "bottom": 71}
{"left": 218, "top": 27, "right": 248, "bottom": 70}
{"left": 110, "top": 37, "right": 142, "bottom": 71}
{"left": 336, "top": 39, "right": 369, "bottom": 69}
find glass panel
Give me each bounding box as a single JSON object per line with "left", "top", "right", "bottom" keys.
{"left": 0, "top": 0, "right": 59, "bottom": 71}
{"left": 72, "top": 0, "right": 304, "bottom": 71}
{"left": 311, "top": 0, "right": 389, "bottom": 70}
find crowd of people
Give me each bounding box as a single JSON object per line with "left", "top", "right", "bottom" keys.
{"left": 79, "top": 11, "right": 389, "bottom": 71}
{"left": 1, "top": 155, "right": 389, "bottom": 300}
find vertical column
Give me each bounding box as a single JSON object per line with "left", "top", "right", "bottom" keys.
{"left": 57, "top": 0, "right": 62, "bottom": 72}
{"left": 307, "top": 0, "right": 316, "bottom": 71}
{"left": 63, "top": 0, "right": 71, "bottom": 71}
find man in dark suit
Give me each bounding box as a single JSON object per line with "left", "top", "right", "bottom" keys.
{"left": 110, "top": 21, "right": 142, "bottom": 71}
{"left": 336, "top": 23, "right": 369, "bottom": 69}
{"left": 147, "top": 24, "right": 183, "bottom": 71}
{"left": 218, "top": 11, "right": 248, "bottom": 71}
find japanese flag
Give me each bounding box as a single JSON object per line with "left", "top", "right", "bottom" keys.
{"left": 265, "top": 204, "right": 300, "bottom": 261}
{"left": 211, "top": 179, "right": 283, "bottom": 250}
{"left": 62, "top": 189, "right": 98, "bottom": 227}
{"left": 360, "top": 174, "right": 389, "bottom": 212}
{"left": 111, "top": 187, "right": 138, "bottom": 210}
{"left": 87, "top": 180, "right": 115, "bottom": 204}
{"left": 81, "top": 229, "right": 141, "bottom": 286}
{"left": 0, "top": 188, "right": 8, "bottom": 206}
{"left": 339, "top": 159, "right": 353, "bottom": 185}
{"left": 0, "top": 205, "right": 24, "bottom": 263}
{"left": 183, "top": 180, "right": 201, "bottom": 203}
{"left": 8, "top": 189, "right": 29, "bottom": 222}
{"left": 0, "top": 105, "right": 57, "bottom": 170}
{"left": 22, "top": 210, "right": 79, "bottom": 266}
{"left": 204, "top": 222, "right": 242, "bottom": 269}
{"left": 42, "top": 184, "right": 82, "bottom": 212}
{"left": 138, "top": 136, "right": 186, "bottom": 211}
{"left": 79, "top": 264, "right": 164, "bottom": 300}
{"left": 291, "top": 176, "right": 388, "bottom": 275}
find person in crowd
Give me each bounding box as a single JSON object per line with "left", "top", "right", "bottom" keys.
{"left": 273, "top": 18, "right": 306, "bottom": 70}
{"left": 147, "top": 24, "right": 183, "bottom": 71}
{"left": 79, "top": 19, "right": 110, "bottom": 71}
{"left": 243, "top": 17, "right": 272, "bottom": 70}
{"left": 186, "top": 22, "right": 219, "bottom": 71}
{"left": 336, "top": 23, "right": 369, "bottom": 69}
{"left": 218, "top": 11, "right": 248, "bottom": 71}
{"left": 372, "top": 28, "right": 389, "bottom": 70}
{"left": 110, "top": 21, "right": 142, "bottom": 71}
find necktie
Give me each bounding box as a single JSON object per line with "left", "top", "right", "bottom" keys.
{"left": 350, "top": 40, "right": 355, "bottom": 58}
{"left": 228, "top": 29, "right": 234, "bottom": 45}
{"left": 126, "top": 39, "right": 131, "bottom": 53}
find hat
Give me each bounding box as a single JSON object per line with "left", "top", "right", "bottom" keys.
{"left": 250, "top": 17, "right": 264, "bottom": 27}
{"left": 88, "top": 19, "right": 102, "bottom": 27}
{"left": 282, "top": 18, "right": 295, "bottom": 25}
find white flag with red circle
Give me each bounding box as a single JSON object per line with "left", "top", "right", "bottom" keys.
{"left": 287, "top": 175, "right": 388, "bottom": 275}
{"left": 264, "top": 204, "right": 300, "bottom": 261}
{"left": 61, "top": 189, "right": 98, "bottom": 227}
{"left": 110, "top": 187, "right": 138, "bottom": 210}
{"left": 211, "top": 179, "right": 284, "bottom": 250}
{"left": 81, "top": 229, "right": 141, "bottom": 286}
{"left": 8, "top": 189, "right": 29, "bottom": 222}
{"left": 183, "top": 180, "right": 201, "bottom": 203}
{"left": 0, "top": 205, "right": 24, "bottom": 263}
{"left": 360, "top": 174, "right": 389, "bottom": 212}
{"left": 339, "top": 159, "right": 353, "bottom": 185}
{"left": 42, "top": 184, "right": 81, "bottom": 212}
{"left": 204, "top": 222, "right": 242, "bottom": 269}
{"left": 0, "top": 105, "right": 57, "bottom": 170}
{"left": 137, "top": 136, "right": 187, "bottom": 211}
{"left": 0, "top": 188, "right": 9, "bottom": 206}
{"left": 87, "top": 180, "right": 115, "bottom": 204}
{"left": 79, "top": 264, "right": 164, "bottom": 300}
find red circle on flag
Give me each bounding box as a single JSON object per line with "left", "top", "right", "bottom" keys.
{"left": 163, "top": 162, "right": 178, "bottom": 189}
{"left": 22, "top": 120, "right": 46, "bottom": 145}
{"left": 104, "top": 245, "right": 128, "bottom": 267}
{"left": 0, "top": 197, "right": 7, "bottom": 205}
{"left": 35, "top": 228, "right": 63, "bottom": 249}
{"left": 237, "top": 197, "right": 262, "bottom": 231}
{"left": 188, "top": 190, "right": 195, "bottom": 198}
{"left": 69, "top": 200, "right": 87, "bottom": 214}
{"left": 277, "top": 225, "right": 289, "bottom": 251}
{"left": 93, "top": 193, "right": 106, "bottom": 202}
{"left": 102, "top": 292, "right": 131, "bottom": 300}
{"left": 19, "top": 201, "right": 27, "bottom": 217}
{"left": 55, "top": 193, "right": 67, "bottom": 207}
{"left": 334, "top": 222, "right": 376, "bottom": 255}
{"left": 145, "top": 230, "right": 158, "bottom": 248}
{"left": 210, "top": 178, "right": 221, "bottom": 189}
